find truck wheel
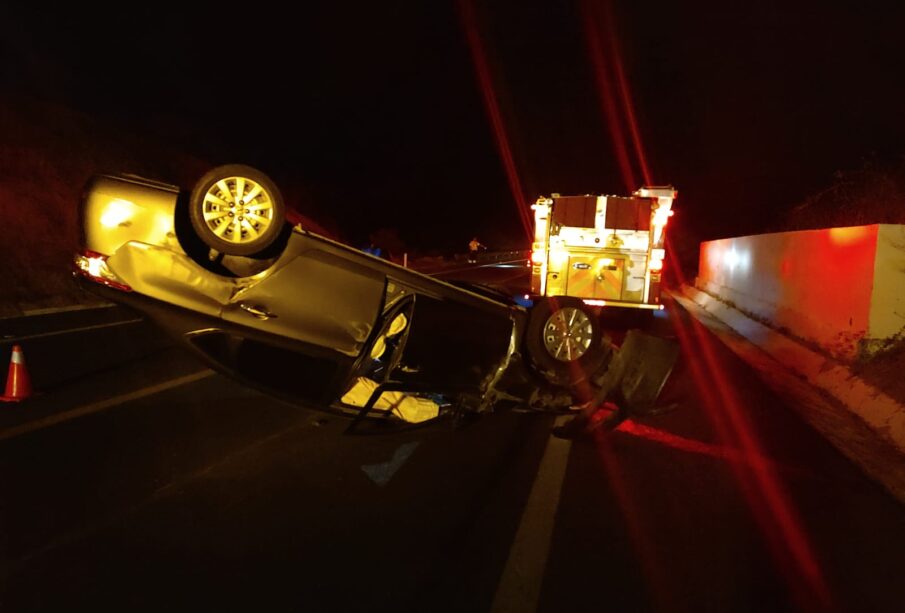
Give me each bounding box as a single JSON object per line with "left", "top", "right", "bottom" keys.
{"left": 189, "top": 164, "right": 286, "bottom": 257}
{"left": 526, "top": 297, "right": 604, "bottom": 385}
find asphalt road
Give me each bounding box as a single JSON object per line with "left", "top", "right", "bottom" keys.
{"left": 3, "top": 262, "right": 905, "bottom": 612}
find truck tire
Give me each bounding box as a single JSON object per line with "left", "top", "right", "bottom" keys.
{"left": 526, "top": 297, "right": 605, "bottom": 385}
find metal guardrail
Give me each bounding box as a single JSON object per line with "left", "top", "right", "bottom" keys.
{"left": 451, "top": 250, "right": 530, "bottom": 264}
{"left": 408, "top": 251, "right": 530, "bottom": 276}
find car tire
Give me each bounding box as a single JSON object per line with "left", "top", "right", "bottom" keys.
{"left": 189, "top": 164, "right": 286, "bottom": 256}
{"left": 526, "top": 297, "right": 604, "bottom": 385}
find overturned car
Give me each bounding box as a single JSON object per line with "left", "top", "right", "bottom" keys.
{"left": 74, "top": 165, "right": 678, "bottom": 432}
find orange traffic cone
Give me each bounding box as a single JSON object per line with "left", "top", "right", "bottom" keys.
{"left": 1, "top": 344, "right": 32, "bottom": 402}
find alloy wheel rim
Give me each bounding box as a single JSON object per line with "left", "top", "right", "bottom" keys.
{"left": 201, "top": 176, "right": 275, "bottom": 245}
{"left": 543, "top": 307, "right": 593, "bottom": 361}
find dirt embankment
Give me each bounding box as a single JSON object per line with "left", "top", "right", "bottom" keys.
{"left": 0, "top": 95, "right": 342, "bottom": 318}
{"left": 0, "top": 95, "right": 211, "bottom": 316}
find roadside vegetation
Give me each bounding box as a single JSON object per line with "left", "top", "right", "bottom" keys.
{"left": 0, "top": 94, "right": 210, "bottom": 316}
{"left": 777, "top": 156, "right": 905, "bottom": 403}
{"left": 5, "top": 90, "right": 904, "bottom": 330}
{"left": 0, "top": 95, "right": 329, "bottom": 317}
{"left": 780, "top": 156, "right": 905, "bottom": 231}
{"left": 0, "top": 94, "right": 507, "bottom": 318}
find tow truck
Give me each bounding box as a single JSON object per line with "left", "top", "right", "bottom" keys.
{"left": 528, "top": 186, "right": 677, "bottom": 311}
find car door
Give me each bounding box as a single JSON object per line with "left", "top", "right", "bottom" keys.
{"left": 390, "top": 289, "right": 516, "bottom": 390}
{"left": 221, "top": 241, "right": 387, "bottom": 358}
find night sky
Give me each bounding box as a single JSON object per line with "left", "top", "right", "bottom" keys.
{"left": 3, "top": 1, "right": 904, "bottom": 262}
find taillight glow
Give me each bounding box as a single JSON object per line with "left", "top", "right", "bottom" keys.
{"left": 531, "top": 249, "right": 546, "bottom": 265}
{"left": 74, "top": 250, "right": 132, "bottom": 292}
{"left": 650, "top": 258, "right": 663, "bottom": 272}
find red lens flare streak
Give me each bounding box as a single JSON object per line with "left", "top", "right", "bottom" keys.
{"left": 614, "top": 421, "right": 818, "bottom": 481}
{"left": 581, "top": 2, "right": 636, "bottom": 193}
{"left": 587, "top": 408, "right": 673, "bottom": 612}
{"left": 457, "top": 0, "right": 533, "bottom": 240}
{"left": 666, "top": 303, "right": 833, "bottom": 609}
{"left": 599, "top": 1, "right": 651, "bottom": 186}
{"left": 592, "top": 246, "right": 831, "bottom": 607}
{"left": 581, "top": 0, "right": 653, "bottom": 189}
{"left": 584, "top": 407, "right": 823, "bottom": 609}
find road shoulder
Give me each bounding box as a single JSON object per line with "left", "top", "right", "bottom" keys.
{"left": 669, "top": 286, "right": 905, "bottom": 505}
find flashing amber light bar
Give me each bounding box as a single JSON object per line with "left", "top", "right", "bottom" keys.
{"left": 583, "top": 299, "right": 663, "bottom": 310}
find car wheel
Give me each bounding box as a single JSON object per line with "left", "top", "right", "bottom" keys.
{"left": 189, "top": 164, "right": 286, "bottom": 256}
{"left": 526, "top": 297, "right": 604, "bottom": 385}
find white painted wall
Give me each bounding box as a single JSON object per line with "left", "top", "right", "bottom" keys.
{"left": 696, "top": 224, "right": 905, "bottom": 361}
{"left": 868, "top": 225, "right": 905, "bottom": 351}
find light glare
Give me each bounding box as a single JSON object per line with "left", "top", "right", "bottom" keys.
{"left": 100, "top": 199, "right": 136, "bottom": 228}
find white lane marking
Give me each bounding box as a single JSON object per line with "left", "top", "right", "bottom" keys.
{"left": 491, "top": 415, "right": 572, "bottom": 613}
{"left": 12, "top": 400, "right": 300, "bottom": 571}
{"left": 1, "top": 318, "right": 144, "bottom": 343}
{"left": 0, "top": 303, "right": 117, "bottom": 320}
{"left": 361, "top": 441, "right": 421, "bottom": 486}
{"left": 19, "top": 303, "right": 116, "bottom": 317}
{"left": 0, "top": 370, "right": 214, "bottom": 441}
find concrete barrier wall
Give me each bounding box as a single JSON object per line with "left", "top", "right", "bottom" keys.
{"left": 869, "top": 226, "right": 905, "bottom": 347}
{"left": 696, "top": 224, "right": 905, "bottom": 361}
